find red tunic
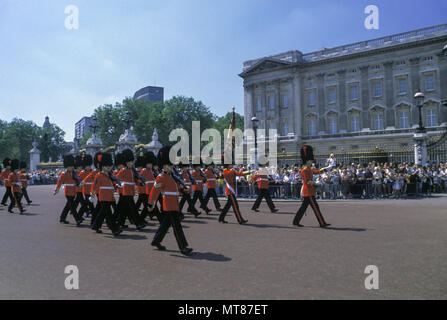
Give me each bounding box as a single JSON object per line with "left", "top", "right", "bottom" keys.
{"left": 0, "top": 169, "right": 11, "bottom": 187}
{"left": 251, "top": 172, "right": 269, "bottom": 190}
{"left": 204, "top": 169, "right": 217, "bottom": 189}
{"left": 77, "top": 170, "right": 87, "bottom": 193}
{"left": 223, "top": 168, "right": 245, "bottom": 196}
{"left": 81, "top": 169, "right": 98, "bottom": 195}
{"left": 140, "top": 168, "right": 156, "bottom": 195}
{"left": 191, "top": 170, "right": 204, "bottom": 191}
{"left": 56, "top": 171, "right": 78, "bottom": 197}
{"left": 182, "top": 171, "right": 192, "bottom": 194}
{"left": 117, "top": 168, "right": 136, "bottom": 196}
{"left": 8, "top": 173, "right": 22, "bottom": 193}
{"left": 19, "top": 172, "right": 31, "bottom": 189}
{"left": 300, "top": 167, "right": 320, "bottom": 197}
{"left": 92, "top": 172, "right": 115, "bottom": 202}
{"left": 149, "top": 173, "right": 180, "bottom": 212}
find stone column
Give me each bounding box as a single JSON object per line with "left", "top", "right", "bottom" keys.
{"left": 292, "top": 73, "right": 302, "bottom": 140}
{"left": 383, "top": 61, "right": 395, "bottom": 128}
{"left": 359, "top": 65, "right": 370, "bottom": 130}
{"left": 414, "top": 132, "right": 427, "bottom": 165}
{"left": 145, "top": 128, "right": 163, "bottom": 155}
{"left": 316, "top": 73, "right": 326, "bottom": 134}
{"left": 244, "top": 83, "right": 253, "bottom": 130}
{"left": 275, "top": 80, "right": 281, "bottom": 133}
{"left": 85, "top": 134, "right": 103, "bottom": 158}
{"left": 29, "top": 141, "right": 41, "bottom": 171}
{"left": 437, "top": 52, "right": 447, "bottom": 124}
{"left": 337, "top": 69, "right": 347, "bottom": 132}
{"left": 409, "top": 57, "right": 421, "bottom": 126}
{"left": 116, "top": 129, "right": 138, "bottom": 153}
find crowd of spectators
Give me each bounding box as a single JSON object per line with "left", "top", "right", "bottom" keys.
{"left": 0, "top": 169, "right": 62, "bottom": 186}
{"left": 214, "top": 158, "right": 447, "bottom": 200}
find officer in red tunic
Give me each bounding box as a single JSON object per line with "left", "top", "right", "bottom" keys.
{"left": 218, "top": 159, "right": 249, "bottom": 224}
{"left": 135, "top": 155, "right": 150, "bottom": 218}
{"left": 251, "top": 160, "right": 278, "bottom": 213}
{"left": 191, "top": 159, "right": 211, "bottom": 214}
{"left": 78, "top": 154, "right": 95, "bottom": 218}
{"left": 90, "top": 152, "right": 123, "bottom": 236}
{"left": 148, "top": 146, "right": 193, "bottom": 256}
{"left": 293, "top": 145, "right": 331, "bottom": 228}
{"left": 54, "top": 155, "right": 84, "bottom": 226}
{"left": 178, "top": 161, "right": 200, "bottom": 218}
{"left": 19, "top": 161, "right": 32, "bottom": 205}
{"left": 73, "top": 155, "right": 84, "bottom": 211}
{"left": 7, "top": 159, "right": 25, "bottom": 214}
{"left": 1, "top": 158, "right": 13, "bottom": 206}
{"left": 203, "top": 162, "right": 222, "bottom": 212}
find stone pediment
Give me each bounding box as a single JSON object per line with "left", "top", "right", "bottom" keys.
{"left": 240, "top": 58, "right": 291, "bottom": 76}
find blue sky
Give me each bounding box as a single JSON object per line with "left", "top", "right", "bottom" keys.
{"left": 1, "top": 0, "right": 446, "bottom": 141}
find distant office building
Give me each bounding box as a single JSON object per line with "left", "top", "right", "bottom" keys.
{"left": 134, "top": 86, "right": 164, "bottom": 103}
{"left": 75, "top": 116, "right": 95, "bottom": 141}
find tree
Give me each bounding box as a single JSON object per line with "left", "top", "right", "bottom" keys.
{"left": 93, "top": 103, "right": 127, "bottom": 148}
{"left": 37, "top": 123, "right": 66, "bottom": 162}
{"left": 4, "top": 119, "right": 39, "bottom": 162}
{"left": 213, "top": 112, "right": 245, "bottom": 135}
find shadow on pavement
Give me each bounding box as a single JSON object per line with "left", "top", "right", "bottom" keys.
{"left": 242, "top": 223, "right": 296, "bottom": 230}
{"left": 170, "top": 251, "right": 232, "bottom": 262}
{"left": 306, "top": 226, "right": 368, "bottom": 232}
{"left": 105, "top": 234, "right": 148, "bottom": 240}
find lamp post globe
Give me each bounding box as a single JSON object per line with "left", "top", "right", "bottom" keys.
{"left": 251, "top": 117, "right": 259, "bottom": 167}
{"left": 414, "top": 92, "right": 425, "bottom": 133}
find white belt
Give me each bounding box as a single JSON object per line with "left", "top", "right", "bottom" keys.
{"left": 100, "top": 187, "right": 114, "bottom": 190}
{"left": 207, "top": 178, "right": 216, "bottom": 181}
{"left": 162, "top": 192, "right": 179, "bottom": 196}
{"left": 85, "top": 182, "right": 92, "bottom": 185}
{"left": 15, "top": 182, "right": 22, "bottom": 186}
{"left": 258, "top": 178, "right": 269, "bottom": 181}
{"left": 64, "top": 184, "right": 76, "bottom": 187}
{"left": 195, "top": 180, "right": 203, "bottom": 182}
{"left": 145, "top": 181, "right": 155, "bottom": 184}
{"left": 185, "top": 182, "right": 192, "bottom": 185}
{"left": 122, "top": 182, "right": 135, "bottom": 185}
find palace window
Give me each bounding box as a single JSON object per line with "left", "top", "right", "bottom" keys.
{"left": 308, "top": 90, "right": 316, "bottom": 106}
{"left": 374, "top": 113, "right": 384, "bottom": 130}
{"left": 268, "top": 95, "right": 275, "bottom": 110}
{"left": 350, "top": 84, "right": 359, "bottom": 100}
{"left": 426, "top": 109, "right": 437, "bottom": 127}
{"left": 307, "top": 117, "right": 317, "bottom": 136}
{"left": 281, "top": 94, "right": 288, "bottom": 108}
{"left": 256, "top": 97, "right": 262, "bottom": 112}
{"left": 328, "top": 88, "right": 336, "bottom": 104}
{"left": 329, "top": 117, "right": 337, "bottom": 134}
{"left": 282, "top": 122, "right": 288, "bottom": 136}
{"left": 425, "top": 74, "right": 435, "bottom": 91}
{"left": 398, "top": 78, "right": 407, "bottom": 94}
{"left": 399, "top": 111, "right": 409, "bottom": 129}
{"left": 351, "top": 115, "right": 360, "bottom": 132}
{"left": 373, "top": 81, "right": 382, "bottom": 97}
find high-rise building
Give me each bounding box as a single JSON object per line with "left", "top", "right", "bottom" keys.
{"left": 75, "top": 116, "right": 95, "bottom": 141}
{"left": 134, "top": 86, "right": 164, "bottom": 103}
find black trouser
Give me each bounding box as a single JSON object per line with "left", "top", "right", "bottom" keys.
{"left": 293, "top": 196, "right": 327, "bottom": 227}
{"left": 91, "top": 201, "right": 101, "bottom": 226}
{"left": 179, "top": 193, "right": 199, "bottom": 215}
{"left": 152, "top": 211, "right": 188, "bottom": 250}
{"left": 92, "top": 202, "right": 119, "bottom": 232}
{"left": 136, "top": 193, "right": 149, "bottom": 217}
{"left": 192, "top": 190, "right": 209, "bottom": 210}
{"left": 116, "top": 195, "right": 143, "bottom": 227}
{"left": 1, "top": 186, "right": 13, "bottom": 205}
{"left": 78, "top": 194, "right": 95, "bottom": 217}
{"left": 252, "top": 188, "right": 276, "bottom": 212}
{"left": 60, "top": 196, "right": 81, "bottom": 222}
{"left": 73, "top": 192, "right": 84, "bottom": 211}
{"left": 21, "top": 187, "right": 31, "bottom": 204}
{"left": 203, "top": 188, "right": 221, "bottom": 210}
{"left": 8, "top": 192, "right": 23, "bottom": 212}
{"left": 219, "top": 193, "right": 245, "bottom": 224}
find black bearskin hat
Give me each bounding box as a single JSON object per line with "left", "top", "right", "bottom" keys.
{"left": 94, "top": 153, "right": 101, "bottom": 169}
{"left": 82, "top": 154, "right": 93, "bottom": 167}
{"left": 143, "top": 151, "right": 156, "bottom": 165}
{"left": 2, "top": 158, "right": 11, "bottom": 168}
{"left": 114, "top": 152, "right": 125, "bottom": 167}
{"left": 122, "top": 149, "right": 135, "bottom": 163}
{"left": 135, "top": 156, "right": 146, "bottom": 168}
{"left": 10, "top": 159, "right": 20, "bottom": 171}
{"left": 74, "top": 155, "right": 83, "bottom": 169}
{"left": 157, "top": 146, "right": 173, "bottom": 167}
{"left": 19, "top": 161, "right": 27, "bottom": 170}
{"left": 300, "top": 145, "right": 315, "bottom": 164}
{"left": 97, "top": 152, "right": 113, "bottom": 169}
{"left": 63, "top": 155, "right": 75, "bottom": 168}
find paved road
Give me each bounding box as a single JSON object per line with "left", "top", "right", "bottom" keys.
{"left": 0, "top": 185, "right": 446, "bottom": 300}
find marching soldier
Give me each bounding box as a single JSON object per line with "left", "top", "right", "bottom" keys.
{"left": 141, "top": 151, "right": 159, "bottom": 221}
{"left": 1, "top": 158, "right": 13, "bottom": 206}
{"left": 178, "top": 161, "right": 200, "bottom": 218}
{"left": 116, "top": 149, "right": 146, "bottom": 230}
{"left": 73, "top": 155, "right": 85, "bottom": 212}
{"left": 251, "top": 162, "right": 278, "bottom": 213}
{"left": 78, "top": 154, "right": 95, "bottom": 218}
{"left": 293, "top": 145, "right": 331, "bottom": 228}
{"left": 135, "top": 155, "right": 150, "bottom": 219}
{"left": 7, "top": 159, "right": 25, "bottom": 214}
{"left": 191, "top": 159, "right": 211, "bottom": 214}
{"left": 19, "top": 161, "right": 32, "bottom": 205}
{"left": 218, "top": 160, "right": 248, "bottom": 225}
{"left": 203, "top": 162, "right": 222, "bottom": 212}
{"left": 53, "top": 155, "right": 84, "bottom": 226}
{"left": 90, "top": 152, "right": 123, "bottom": 236}
{"left": 148, "top": 146, "right": 193, "bottom": 256}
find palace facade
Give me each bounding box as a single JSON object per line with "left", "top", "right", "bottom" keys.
{"left": 240, "top": 24, "right": 447, "bottom": 165}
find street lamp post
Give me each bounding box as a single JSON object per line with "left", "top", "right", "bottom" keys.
{"left": 413, "top": 91, "right": 427, "bottom": 165}
{"left": 251, "top": 116, "right": 259, "bottom": 168}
